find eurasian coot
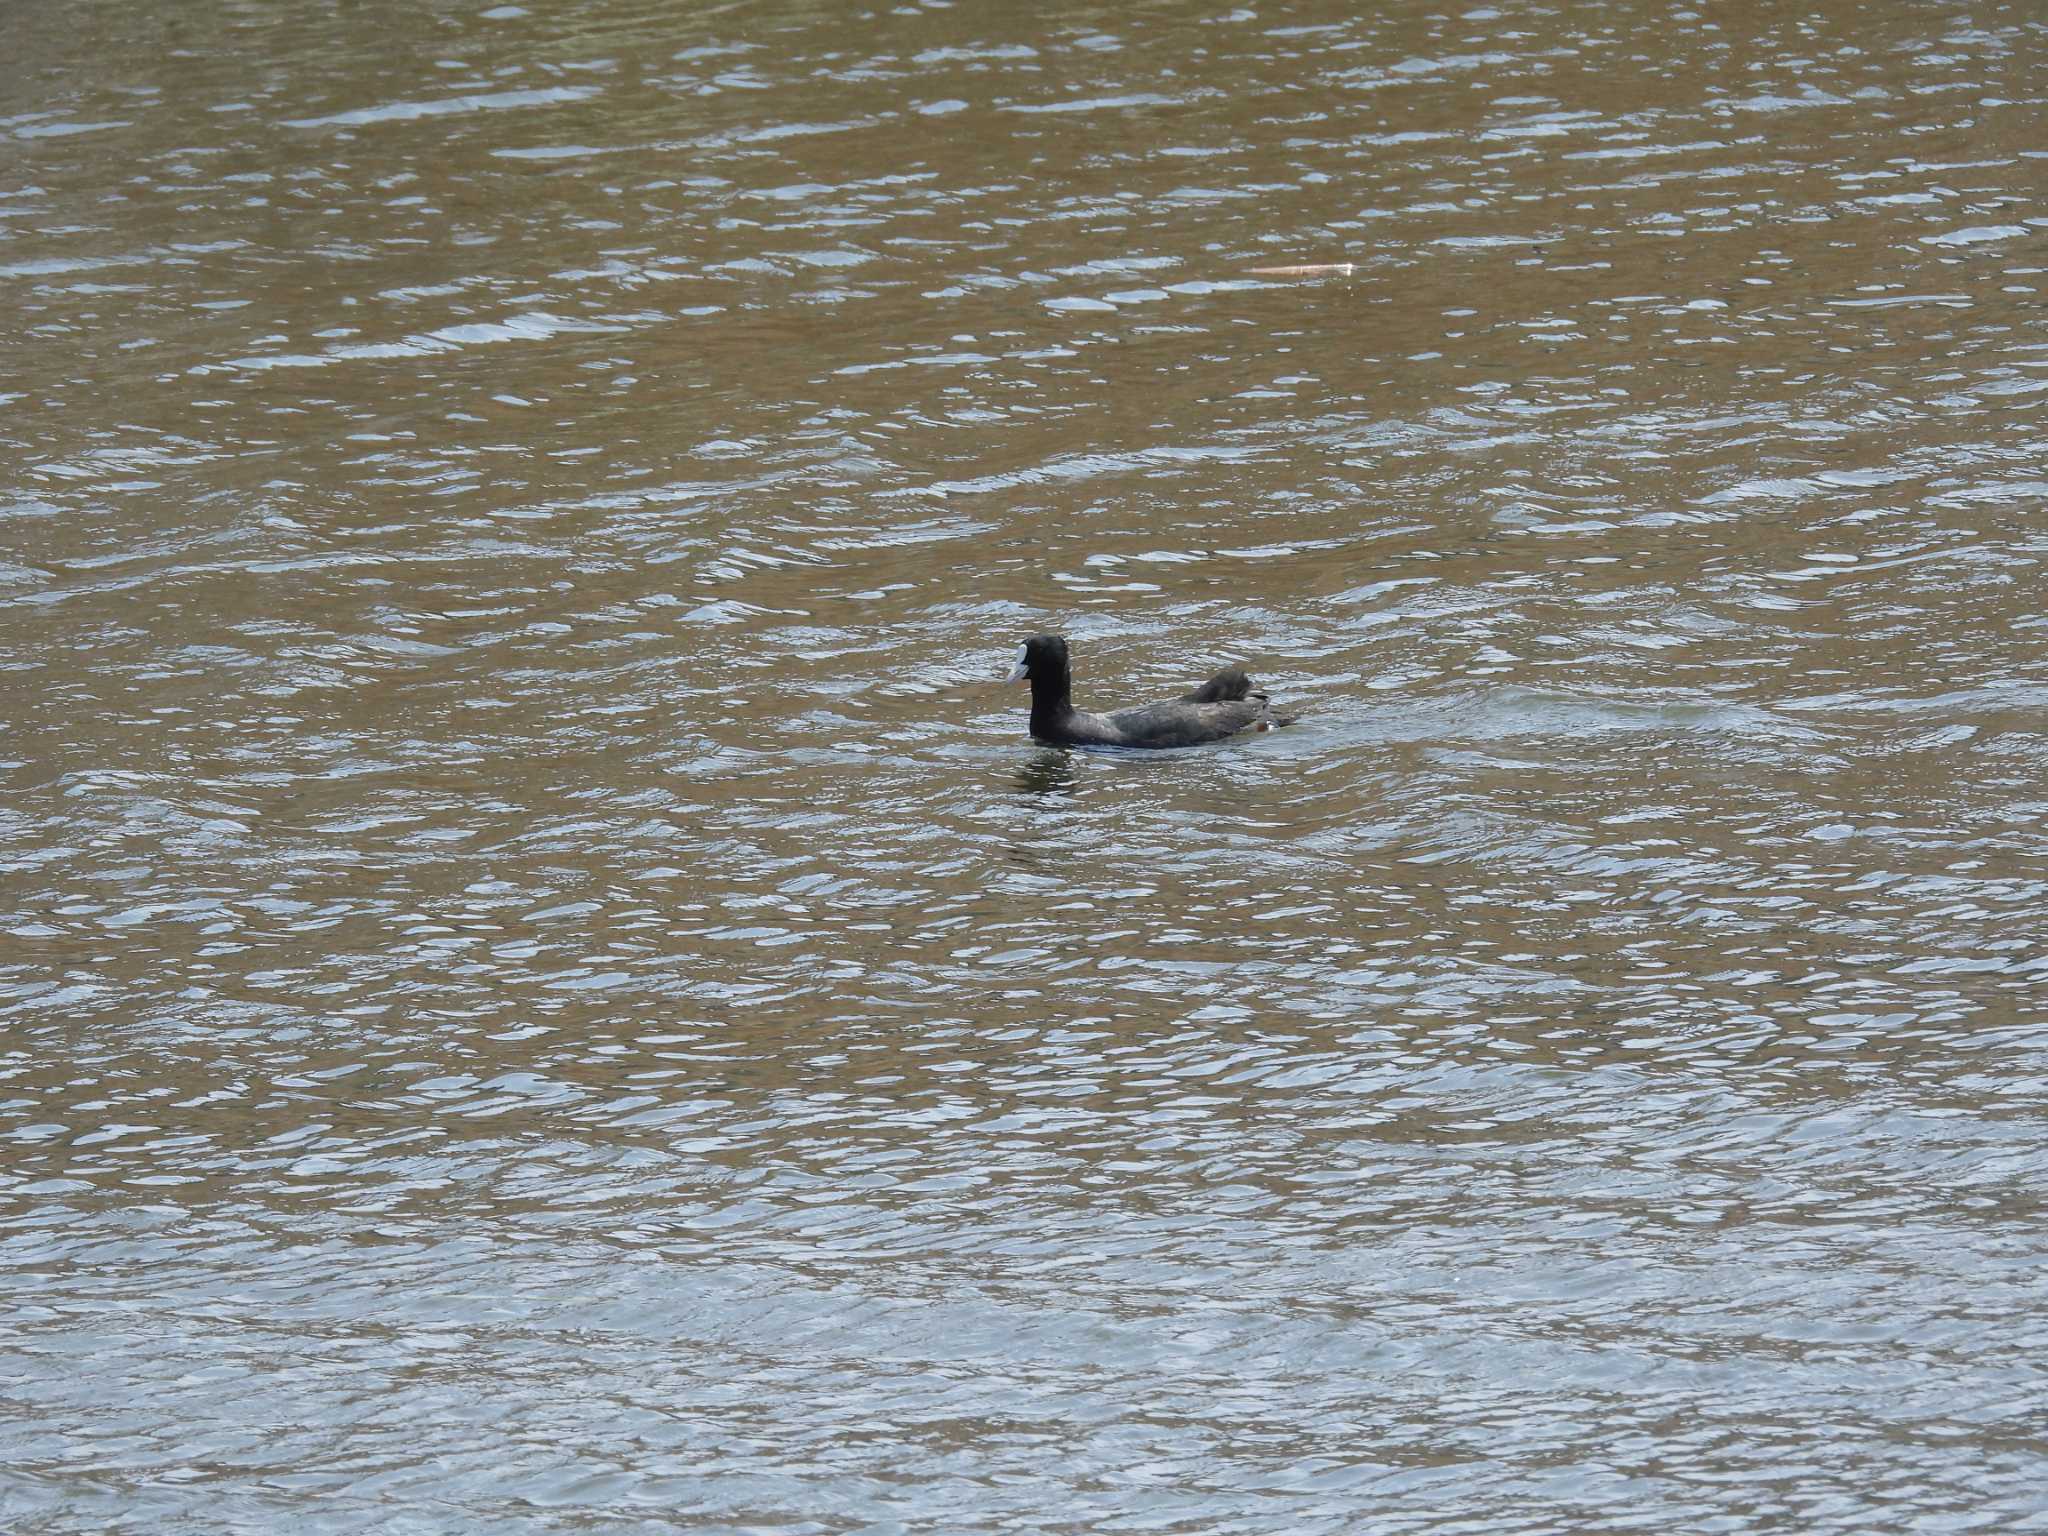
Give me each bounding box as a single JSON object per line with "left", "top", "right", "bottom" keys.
{"left": 1005, "top": 634, "right": 1293, "bottom": 749}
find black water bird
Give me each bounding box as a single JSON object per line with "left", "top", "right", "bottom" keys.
{"left": 1005, "top": 634, "right": 1293, "bottom": 749}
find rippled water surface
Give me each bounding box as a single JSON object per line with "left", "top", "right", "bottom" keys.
{"left": 5, "top": 0, "right": 2047, "bottom": 1530}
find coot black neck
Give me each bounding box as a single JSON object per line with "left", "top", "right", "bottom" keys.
{"left": 1028, "top": 659, "right": 1075, "bottom": 737}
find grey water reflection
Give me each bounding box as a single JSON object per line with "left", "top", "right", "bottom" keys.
{"left": 1014, "top": 747, "right": 1086, "bottom": 798}
{"left": 3, "top": 0, "right": 2047, "bottom": 1530}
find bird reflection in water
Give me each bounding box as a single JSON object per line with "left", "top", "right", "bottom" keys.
{"left": 1014, "top": 748, "right": 1082, "bottom": 797}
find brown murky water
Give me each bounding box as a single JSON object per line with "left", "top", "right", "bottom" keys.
{"left": 4, "top": 0, "right": 2047, "bottom": 1530}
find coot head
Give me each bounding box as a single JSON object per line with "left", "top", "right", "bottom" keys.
{"left": 1005, "top": 633, "right": 1071, "bottom": 689}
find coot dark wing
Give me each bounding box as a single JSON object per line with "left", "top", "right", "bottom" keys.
{"left": 1099, "top": 696, "right": 1272, "bottom": 748}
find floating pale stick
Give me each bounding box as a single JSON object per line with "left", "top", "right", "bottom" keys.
{"left": 1245, "top": 262, "right": 1356, "bottom": 276}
